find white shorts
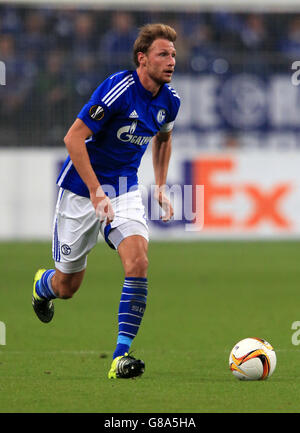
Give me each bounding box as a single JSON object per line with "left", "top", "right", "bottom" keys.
{"left": 52, "top": 188, "right": 148, "bottom": 274}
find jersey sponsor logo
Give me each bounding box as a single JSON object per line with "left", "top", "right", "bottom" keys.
{"left": 157, "top": 109, "right": 166, "bottom": 124}
{"left": 61, "top": 244, "right": 71, "bottom": 255}
{"left": 117, "top": 121, "right": 152, "bottom": 146}
{"left": 89, "top": 105, "right": 105, "bottom": 121}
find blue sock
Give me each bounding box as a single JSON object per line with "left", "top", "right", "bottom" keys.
{"left": 35, "top": 269, "right": 57, "bottom": 300}
{"left": 113, "top": 277, "right": 148, "bottom": 359}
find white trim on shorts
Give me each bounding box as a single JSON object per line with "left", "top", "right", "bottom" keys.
{"left": 107, "top": 220, "right": 148, "bottom": 250}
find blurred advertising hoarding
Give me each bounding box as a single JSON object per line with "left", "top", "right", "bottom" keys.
{"left": 1, "top": 147, "right": 300, "bottom": 240}
{"left": 141, "top": 149, "right": 299, "bottom": 240}
{"left": 172, "top": 73, "right": 300, "bottom": 150}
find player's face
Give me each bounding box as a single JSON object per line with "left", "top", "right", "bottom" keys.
{"left": 144, "top": 38, "right": 176, "bottom": 85}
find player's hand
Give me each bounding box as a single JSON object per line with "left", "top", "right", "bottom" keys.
{"left": 154, "top": 187, "right": 174, "bottom": 222}
{"left": 90, "top": 187, "right": 115, "bottom": 225}
{"left": 95, "top": 196, "right": 115, "bottom": 225}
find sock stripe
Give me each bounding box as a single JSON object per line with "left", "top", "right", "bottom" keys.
{"left": 123, "top": 286, "right": 147, "bottom": 293}
{"left": 123, "top": 286, "right": 147, "bottom": 292}
{"left": 123, "top": 281, "right": 148, "bottom": 286}
{"left": 124, "top": 280, "right": 147, "bottom": 284}
{"left": 118, "top": 312, "right": 142, "bottom": 319}
{"left": 119, "top": 299, "right": 146, "bottom": 305}
{"left": 47, "top": 272, "right": 54, "bottom": 291}
{"left": 119, "top": 331, "right": 136, "bottom": 338}
{"left": 125, "top": 277, "right": 147, "bottom": 282}
{"left": 118, "top": 313, "right": 142, "bottom": 325}
{"left": 119, "top": 322, "right": 140, "bottom": 328}
{"left": 121, "top": 292, "right": 147, "bottom": 298}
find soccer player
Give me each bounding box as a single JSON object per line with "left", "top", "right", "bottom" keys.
{"left": 32, "top": 23, "right": 180, "bottom": 379}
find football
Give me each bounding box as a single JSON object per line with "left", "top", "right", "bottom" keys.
{"left": 229, "top": 337, "right": 277, "bottom": 380}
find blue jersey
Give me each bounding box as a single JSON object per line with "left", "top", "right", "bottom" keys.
{"left": 57, "top": 70, "right": 180, "bottom": 198}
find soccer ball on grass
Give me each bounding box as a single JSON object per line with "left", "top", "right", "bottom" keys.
{"left": 229, "top": 337, "right": 276, "bottom": 381}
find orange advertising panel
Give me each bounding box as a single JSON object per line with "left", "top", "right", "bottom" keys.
{"left": 192, "top": 157, "right": 292, "bottom": 232}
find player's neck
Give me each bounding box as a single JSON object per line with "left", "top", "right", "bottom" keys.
{"left": 136, "top": 68, "right": 161, "bottom": 97}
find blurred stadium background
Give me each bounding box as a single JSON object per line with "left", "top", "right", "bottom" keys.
{"left": 1, "top": 0, "right": 300, "bottom": 241}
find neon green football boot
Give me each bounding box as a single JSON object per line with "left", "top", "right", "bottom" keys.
{"left": 108, "top": 353, "right": 145, "bottom": 379}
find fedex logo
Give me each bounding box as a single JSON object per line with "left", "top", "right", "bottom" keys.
{"left": 190, "top": 157, "right": 292, "bottom": 231}
{"left": 148, "top": 154, "right": 294, "bottom": 234}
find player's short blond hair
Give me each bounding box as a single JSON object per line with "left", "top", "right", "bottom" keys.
{"left": 133, "top": 23, "right": 177, "bottom": 67}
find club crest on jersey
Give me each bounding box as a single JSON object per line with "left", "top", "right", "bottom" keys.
{"left": 157, "top": 109, "right": 166, "bottom": 124}
{"left": 117, "top": 120, "right": 152, "bottom": 146}
{"left": 89, "top": 105, "right": 104, "bottom": 121}
{"left": 61, "top": 244, "right": 71, "bottom": 255}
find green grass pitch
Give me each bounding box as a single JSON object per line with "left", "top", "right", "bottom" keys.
{"left": 1, "top": 240, "right": 300, "bottom": 413}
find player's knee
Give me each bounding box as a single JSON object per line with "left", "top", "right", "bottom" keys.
{"left": 125, "top": 255, "right": 148, "bottom": 277}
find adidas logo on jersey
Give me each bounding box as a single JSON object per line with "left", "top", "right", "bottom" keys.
{"left": 129, "top": 110, "right": 139, "bottom": 119}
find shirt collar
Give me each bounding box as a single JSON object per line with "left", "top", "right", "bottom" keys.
{"left": 132, "top": 70, "right": 163, "bottom": 101}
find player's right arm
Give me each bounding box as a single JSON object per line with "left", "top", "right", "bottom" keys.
{"left": 64, "top": 118, "right": 114, "bottom": 223}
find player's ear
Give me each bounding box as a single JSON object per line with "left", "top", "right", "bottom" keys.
{"left": 137, "top": 51, "right": 147, "bottom": 67}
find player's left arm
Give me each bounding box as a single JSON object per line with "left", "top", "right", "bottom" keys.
{"left": 152, "top": 130, "right": 174, "bottom": 222}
